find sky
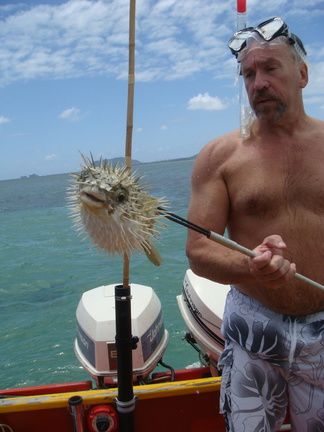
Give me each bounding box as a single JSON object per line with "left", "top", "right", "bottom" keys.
{"left": 0, "top": 0, "right": 323, "bottom": 180}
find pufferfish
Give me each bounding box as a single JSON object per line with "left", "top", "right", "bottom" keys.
{"left": 67, "top": 153, "right": 166, "bottom": 266}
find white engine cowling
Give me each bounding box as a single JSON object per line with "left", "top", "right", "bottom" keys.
{"left": 74, "top": 283, "right": 169, "bottom": 385}
{"left": 177, "top": 269, "right": 229, "bottom": 372}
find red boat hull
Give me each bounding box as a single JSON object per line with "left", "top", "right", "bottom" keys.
{"left": 0, "top": 368, "right": 225, "bottom": 432}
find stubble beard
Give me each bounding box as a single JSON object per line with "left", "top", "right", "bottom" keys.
{"left": 252, "top": 90, "right": 287, "bottom": 124}
{"left": 254, "top": 102, "right": 287, "bottom": 123}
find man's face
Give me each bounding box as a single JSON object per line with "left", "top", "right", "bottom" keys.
{"left": 240, "top": 43, "right": 302, "bottom": 123}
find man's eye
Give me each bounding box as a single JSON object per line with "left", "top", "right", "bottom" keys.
{"left": 244, "top": 72, "right": 254, "bottom": 79}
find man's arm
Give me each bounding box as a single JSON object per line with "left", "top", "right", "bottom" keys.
{"left": 186, "top": 137, "right": 251, "bottom": 284}
{"left": 186, "top": 137, "right": 296, "bottom": 288}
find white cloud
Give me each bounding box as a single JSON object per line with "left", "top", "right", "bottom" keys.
{"left": 187, "top": 92, "right": 227, "bottom": 111}
{"left": 0, "top": 0, "right": 323, "bottom": 92}
{"left": 160, "top": 125, "right": 168, "bottom": 130}
{"left": 44, "top": 154, "right": 58, "bottom": 161}
{"left": 0, "top": 115, "right": 10, "bottom": 124}
{"left": 9, "top": 132, "right": 29, "bottom": 137}
{"left": 58, "top": 107, "right": 81, "bottom": 122}
{"left": 0, "top": 0, "right": 235, "bottom": 86}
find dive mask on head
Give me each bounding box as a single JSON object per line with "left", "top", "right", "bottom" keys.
{"left": 228, "top": 17, "right": 307, "bottom": 62}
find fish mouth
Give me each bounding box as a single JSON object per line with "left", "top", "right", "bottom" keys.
{"left": 80, "top": 187, "right": 106, "bottom": 208}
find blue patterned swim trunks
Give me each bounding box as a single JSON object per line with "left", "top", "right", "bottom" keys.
{"left": 218, "top": 287, "right": 324, "bottom": 432}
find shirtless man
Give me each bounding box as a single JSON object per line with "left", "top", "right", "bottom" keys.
{"left": 186, "top": 17, "right": 324, "bottom": 432}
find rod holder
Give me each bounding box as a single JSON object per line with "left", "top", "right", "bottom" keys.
{"left": 68, "top": 395, "right": 85, "bottom": 432}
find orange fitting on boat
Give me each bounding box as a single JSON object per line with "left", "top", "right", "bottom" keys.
{"left": 87, "top": 405, "right": 118, "bottom": 432}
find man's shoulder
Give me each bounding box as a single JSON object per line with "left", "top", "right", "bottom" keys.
{"left": 198, "top": 129, "right": 241, "bottom": 160}
{"left": 306, "top": 116, "right": 324, "bottom": 131}
{"left": 311, "top": 117, "right": 324, "bottom": 129}
{"left": 192, "top": 129, "right": 241, "bottom": 179}
{"left": 211, "top": 128, "right": 241, "bottom": 144}
{"left": 304, "top": 117, "right": 324, "bottom": 145}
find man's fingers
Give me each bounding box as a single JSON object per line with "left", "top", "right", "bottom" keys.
{"left": 262, "top": 234, "right": 287, "bottom": 250}
{"left": 250, "top": 250, "right": 272, "bottom": 271}
{"left": 250, "top": 253, "right": 296, "bottom": 288}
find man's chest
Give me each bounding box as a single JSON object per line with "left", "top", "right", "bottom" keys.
{"left": 225, "top": 154, "right": 324, "bottom": 218}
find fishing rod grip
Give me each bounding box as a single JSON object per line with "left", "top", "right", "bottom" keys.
{"left": 208, "top": 231, "right": 324, "bottom": 291}
{"left": 208, "top": 231, "right": 256, "bottom": 257}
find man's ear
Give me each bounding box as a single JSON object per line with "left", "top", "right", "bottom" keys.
{"left": 299, "top": 62, "right": 308, "bottom": 89}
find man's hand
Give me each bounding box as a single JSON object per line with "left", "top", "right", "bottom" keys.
{"left": 249, "top": 235, "right": 296, "bottom": 289}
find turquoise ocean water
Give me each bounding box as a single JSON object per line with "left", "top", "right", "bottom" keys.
{"left": 0, "top": 159, "right": 200, "bottom": 389}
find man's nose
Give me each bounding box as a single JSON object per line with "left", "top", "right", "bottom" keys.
{"left": 254, "top": 70, "right": 269, "bottom": 90}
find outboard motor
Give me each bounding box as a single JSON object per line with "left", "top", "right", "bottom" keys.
{"left": 74, "top": 283, "right": 169, "bottom": 387}
{"left": 177, "top": 269, "right": 229, "bottom": 375}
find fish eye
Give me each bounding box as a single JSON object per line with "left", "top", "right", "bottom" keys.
{"left": 116, "top": 190, "right": 127, "bottom": 203}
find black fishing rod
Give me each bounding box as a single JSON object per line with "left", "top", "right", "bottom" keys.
{"left": 158, "top": 208, "right": 324, "bottom": 291}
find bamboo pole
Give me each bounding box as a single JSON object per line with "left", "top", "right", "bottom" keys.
{"left": 123, "top": 0, "right": 136, "bottom": 289}
{"left": 124, "top": 0, "right": 136, "bottom": 171}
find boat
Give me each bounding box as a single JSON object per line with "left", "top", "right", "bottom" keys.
{"left": 0, "top": 269, "right": 228, "bottom": 432}
{"left": 0, "top": 269, "right": 293, "bottom": 431}
{"left": 0, "top": 270, "right": 228, "bottom": 432}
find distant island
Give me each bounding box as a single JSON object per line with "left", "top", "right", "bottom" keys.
{"left": 94, "top": 155, "right": 197, "bottom": 167}
{"left": 20, "top": 174, "right": 40, "bottom": 179}
{"left": 19, "top": 155, "right": 197, "bottom": 180}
